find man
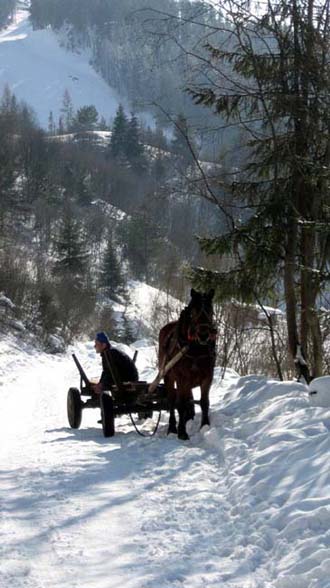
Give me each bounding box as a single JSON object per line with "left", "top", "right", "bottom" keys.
{"left": 92, "top": 331, "right": 138, "bottom": 394}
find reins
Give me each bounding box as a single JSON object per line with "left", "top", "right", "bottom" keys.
{"left": 128, "top": 410, "right": 162, "bottom": 437}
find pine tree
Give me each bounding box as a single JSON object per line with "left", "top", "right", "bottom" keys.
{"left": 188, "top": 0, "right": 330, "bottom": 378}
{"left": 52, "top": 207, "right": 94, "bottom": 341}
{"left": 119, "top": 208, "right": 165, "bottom": 283}
{"left": 48, "top": 111, "right": 56, "bottom": 135}
{"left": 99, "top": 116, "right": 108, "bottom": 131}
{"left": 99, "top": 236, "right": 126, "bottom": 301}
{"left": 58, "top": 116, "right": 64, "bottom": 134}
{"left": 72, "top": 105, "right": 99, "bottom": 132}
{"left": 61, "top": 89, "right": 74, "bottom": 132}
{"left": 125, "top": 114, "right": 146, "bottom": 173}
{"left": 109, "top": 104, "right": 128, "bottom": 161}
{"left": 1, "top": 84, "right": 12, "bottom": 113}
{"left": 53, "top": 209, "right": 89, "bottom": 283}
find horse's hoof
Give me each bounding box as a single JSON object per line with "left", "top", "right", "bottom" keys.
{"left": 200, "top": 419, "right": 210, "bottom": 429}
{"left": 178, "top": 431, "right": 190, "bottom": 441}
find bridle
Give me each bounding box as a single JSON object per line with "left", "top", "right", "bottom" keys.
{"left": 186, "top": 301, "right": 217, "bottom": 346}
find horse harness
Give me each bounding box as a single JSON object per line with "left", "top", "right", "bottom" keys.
{"left": 148, "top": 303, "right": 217, "bottom": 394}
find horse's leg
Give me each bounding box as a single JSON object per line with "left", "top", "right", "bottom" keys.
{"left": 177, "top": 384, "right": 191, "bottom": 441}
{"left": 165, "top": 375, "right": 177, "bottom": 435}
{"left": 187, "top": 389, "right": 195, "bottom": 420}
{"left": 200, "top": 378, "right": 212, "bottom": 428}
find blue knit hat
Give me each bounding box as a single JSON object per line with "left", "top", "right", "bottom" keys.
{"left": 95, "top": 331, "right": 109, "bottom": 345}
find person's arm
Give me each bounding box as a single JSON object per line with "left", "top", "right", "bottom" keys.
{"left": 91, "top": 349, "right": 112, "bottom": 394}
{"left": 98, "top": 349, "right": 114, "bottom": 391}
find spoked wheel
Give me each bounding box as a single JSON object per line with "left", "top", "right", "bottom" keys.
{"left": 67, "top": 387, "right": 83, "bottom": 429}
{"left": 100, "top": 393, "right": 115, "bottom": 437}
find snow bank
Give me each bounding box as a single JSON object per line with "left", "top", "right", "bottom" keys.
{"left": 308, "top": 376, "right": 330, "bottom": 408}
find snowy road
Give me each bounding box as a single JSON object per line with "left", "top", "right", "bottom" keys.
{"left": 1, "top": 337, "right": 330, "bottom": 588}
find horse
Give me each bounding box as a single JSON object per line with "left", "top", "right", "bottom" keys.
{"left": 158, "top": 288, "right": 217, "bottom": 440}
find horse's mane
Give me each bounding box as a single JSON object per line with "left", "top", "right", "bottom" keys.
{"left": 177, "top": 306, "right": 191, "bottom": 345}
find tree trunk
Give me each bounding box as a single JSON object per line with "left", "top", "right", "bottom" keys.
{"left": 284, "top": 225, "right": 299, "bottom": 362}
{"left": 310, "top": 310, "right": 323, "bottom": 377}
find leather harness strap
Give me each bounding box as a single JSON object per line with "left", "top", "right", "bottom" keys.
{"left": 148, "top": 344, "right": 189, "bottom": 394}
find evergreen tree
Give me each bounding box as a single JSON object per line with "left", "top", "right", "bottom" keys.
{"left": 99, "top": 116, "right": 108, "bottom": 131}
{"left": 109, "top": 104, "right": 128, "bottom": 161}
{"left": 119, "top": 208, "right": 165, "bottom": 283}
{"left": 99, "top": 236, "right": 126, "bottom": 301}
{"left": 125, "top": 113, "right": 146, "bottom": 173}
{"left": 1, "top": 84, "right": 12, "bottom": 112}
{"left": 48, "top": 110, "right": 56, "bottom": 135}
{"left": 72, "top": 105, "right": 99, "bottom": 132}
{"left": 188, "top": 0, "right": 330, "bottom": 378}
{"left": 58, "top": 116, "right": 64, "bottom": 134}
{"left": 60, "top": 89, "right": 74, "bottom": 132}
{"left": 52, "top": 207, "right": 94, "bottom": 341}
{"left": 53, "top": 209, "right": 89, "bottom": 283}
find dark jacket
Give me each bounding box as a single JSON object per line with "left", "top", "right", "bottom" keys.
{"left": 100, "top": 346, "right": 138, "bottom": 390}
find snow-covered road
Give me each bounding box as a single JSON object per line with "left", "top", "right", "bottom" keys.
{"left": 1, "top": 336, "right": 330, "bottom": 588}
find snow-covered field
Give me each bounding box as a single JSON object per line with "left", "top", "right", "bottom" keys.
{"left": 0, "top": 8, "right": 121, "bottom": 127}
{"left": 1, "top": 331, "right": 330, "bottom": 588}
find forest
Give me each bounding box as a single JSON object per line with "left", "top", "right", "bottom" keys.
{"left": 0, "top": 84, "right": 222, "bottom": 348}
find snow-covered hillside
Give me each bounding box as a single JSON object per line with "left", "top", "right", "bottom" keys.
{"left": 0, "top": 8, "right": 122, "bottom": 127}
{"left": 1, "top": 326, "right": 330, "bottom": 588}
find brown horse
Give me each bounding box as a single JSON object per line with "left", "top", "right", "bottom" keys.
{"left": 159, "top": 289, "right": 216, "bottom": 440}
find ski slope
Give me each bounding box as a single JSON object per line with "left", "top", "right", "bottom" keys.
{"left": 1, "top": 333, "right": 330, "bottom": 588}
{"left": 0, "top": 8, "right": 121, "bottom": 127}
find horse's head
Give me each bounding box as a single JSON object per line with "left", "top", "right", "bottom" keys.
{"left": 186, "top": 288, "right": 217, "bottom": 346}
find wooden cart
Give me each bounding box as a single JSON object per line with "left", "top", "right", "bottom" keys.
{"left": 67, "top": 354, "right": 168, "bottom": 437}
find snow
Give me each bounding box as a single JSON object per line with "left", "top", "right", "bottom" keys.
{"left": 126, "top": 280, "right": 182, "bottom": 337}
{"left": 107, "top": 280, "right": 182, "bottom": 341}
{"left": 0, "top": 9, "right": 121, "bottom": 127}
{"left": 308, "top": 376, "right": 330, "bottom": 408}
{"left": 0, "top": 293, "right": 15, "bottom": 310}
{"left": 1, "top": 320, "right": 330, "bottom": 588}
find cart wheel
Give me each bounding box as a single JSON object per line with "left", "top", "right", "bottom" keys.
{"left": 101, "top": 393, "right": 115, "bottom": 437}
{"left": 67, "top": 387, "right": 82, "bottom": 429}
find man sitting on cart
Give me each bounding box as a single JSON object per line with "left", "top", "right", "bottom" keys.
{"left": 92, "top": 331, "right": 138, "bottom": 394}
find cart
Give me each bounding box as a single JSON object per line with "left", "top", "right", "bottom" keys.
{"left": 67, "top": 353, "right": 168, "bottom": 437}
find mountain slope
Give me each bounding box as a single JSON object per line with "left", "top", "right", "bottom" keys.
{"left": 0, "top": 8, "right": 122, "bottom": 127}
